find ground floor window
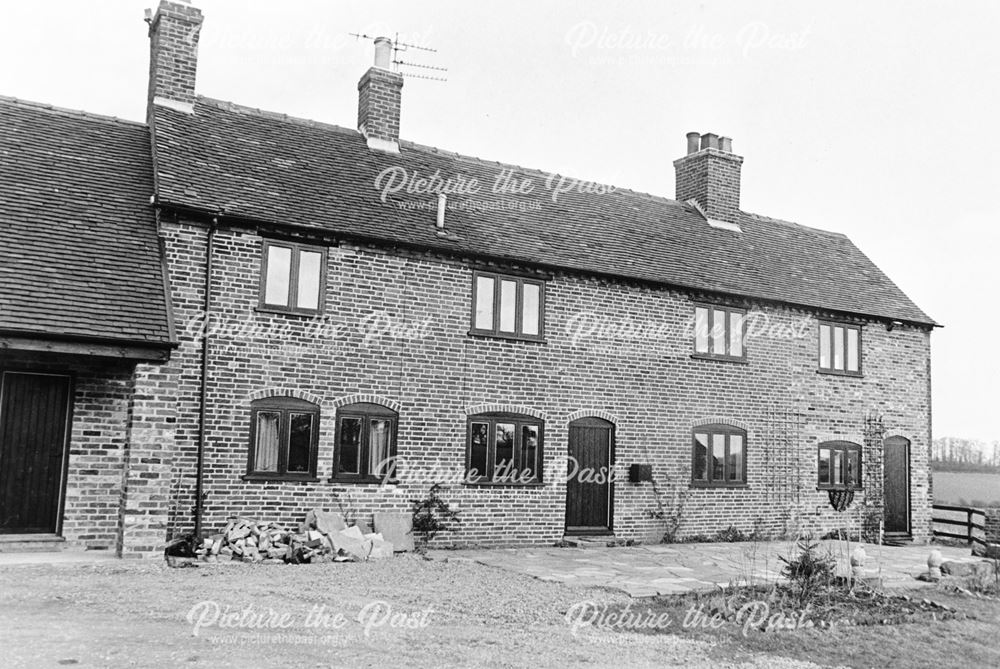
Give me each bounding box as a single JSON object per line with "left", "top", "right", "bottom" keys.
{"left": 818, "top": 441, "right": 862, "bottom": 489}
{"left": 466, "top": 413, "right": 543, "bottom": 484}
{"left": 692, "top": 424, "right": 746, "bottom": 486}
{"left": 333, "top": 403, "right": 398, "bottom": 482}
{"left": 246, "top": 396, "right": 319, "bottom": 480}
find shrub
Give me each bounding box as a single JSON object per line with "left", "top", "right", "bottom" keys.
{"left": 820, "top": 528, "right": 861, "bottom": 541}
{"left": 411, "top": 483, "right": 461, "bottom": 553}
{"left": 779, "top": 538, "right": 836, "bottom": 605}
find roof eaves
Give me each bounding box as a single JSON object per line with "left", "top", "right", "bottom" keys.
{"left": 0, "top": 327, "right": 177, "bottom": 349}
{"left": 151, "top": 195, "right": 939, "bottom": 328}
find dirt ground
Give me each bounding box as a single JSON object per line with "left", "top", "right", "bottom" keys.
{"left": 0, "top": 556, "right": 822, "bottom": 669}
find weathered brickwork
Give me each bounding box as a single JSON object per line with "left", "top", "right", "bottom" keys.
{"left": 674, "top": 148, "right": 743, "bottom": 224}
{"left": 357, "top": 67, "right": 403, "bottom": 144}
{"left": 984, "top": 507, "right": 1000, "bottom": 542}
{"left": 160, "top": 216, "right": 933, "bottom": 548}
{"left": 119, "top": 361, "right": 179, "bottom": 558}
{"left": 146, "top": 1, "right": 203, "bottom": 110}
{"left": 0, "top": 353, "right": 135, "bottom": 552}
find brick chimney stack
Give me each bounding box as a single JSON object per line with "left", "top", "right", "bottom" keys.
{"left": 673, "top": 132, "right": 743, "bottom": 225}
{"left": 146, "top": 0, "right": 203, "bottom": 118}
{"left": 357, "top": 37, "right": 404, "bottom": 153}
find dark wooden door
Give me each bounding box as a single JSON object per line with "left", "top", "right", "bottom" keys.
{"left": 0, "top": 372, "right": 71, "bottom": 533}
{"left": 566, "top": 418, "right": 613, "bottom": 534}
{"left": 883, "top": 436, "right": 910, "bottom": 534}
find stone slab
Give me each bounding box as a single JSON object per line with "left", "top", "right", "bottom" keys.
{"left": 374, "top": 512, "right": 415, "bottom": 552}
{"left": 430, "top": 541, "right": 975, "bottom": 598}
{"left": 314, "top": 510, "right": 347, "bottom": 535}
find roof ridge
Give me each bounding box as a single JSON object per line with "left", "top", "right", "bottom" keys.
{"left": 744, "top": 211, "right": 846, "bottom": 238}
{"left": 400, "top": 137, "right": 683, "bottom": 207}
{"left": 194, "top": 95, "right": 686, "bottom": 210}
{"left": 0, "top": 95, "right": 146, "bottom": 128}
{"left": 197, "top": 96, "right": 359, "bottom": 138}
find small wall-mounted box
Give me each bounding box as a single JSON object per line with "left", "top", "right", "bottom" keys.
{"left": 629, "top": 464, "right": 653, "bottom": 483}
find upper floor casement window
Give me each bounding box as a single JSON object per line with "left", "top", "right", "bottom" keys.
{"left": 259, "top": 239, "right": 327, "bottom": 315}
{"left": 332, "top": 403, "right": 398, "bottom": 483}
{"left": 692, "top": 424, "right": 747, "bottom": 487}
{"left": 466, "top": 413, "right": 544, "bottom": 485}
{"left": 693, "top": 304, "right": 746, "bottom": 361}
{"left": 818, "top": 321, "right": 861, "bottom": 376}
{"left": 470, "top": 271, "right": 545, "bottom": 341}
{"left": 245, "top": 396, "right": 320, "bottom": 481}
{"left": 817, "top": 441, "right": 862, "bottom": 490}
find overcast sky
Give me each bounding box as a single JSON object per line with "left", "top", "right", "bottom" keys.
{"left": 1, "top": 1, "right": 997, "bottom": 442}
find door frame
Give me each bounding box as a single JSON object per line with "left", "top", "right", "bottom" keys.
{"left": 565, "top": 416, "right": 615, "bottom": 535}
{"left": 882, "top": 435, "right": 911, "bottom": 536}
{"left": 0, "top": 369, "right": 75, "bottom": 535}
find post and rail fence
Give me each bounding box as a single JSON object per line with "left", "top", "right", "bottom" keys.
{"left": 931, "top": 504, "right": 986, "bottom": 546}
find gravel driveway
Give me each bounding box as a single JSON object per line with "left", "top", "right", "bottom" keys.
{"left": 0, "top": 556, "right": 823, "bottom": 668}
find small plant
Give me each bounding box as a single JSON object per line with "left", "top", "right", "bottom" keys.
{"left": 648, "top": 481, "right": 688, "bottom": 543}
{"left": 714, "top": 525, "right": 749, "bottom": 542}
{"left": 779, "top": 538, "right": 836, "bottom": 605}
{"left": 411, "top": 483, "right": 461, "bottom": 553}
{"left": 331, "top": 490, "right": 356, "bottom": 527}
{"left": 820, "top": 528, "right": 861, "bottom": 541}
{"left": 682, "top": 533, "right": 712, "bottom": 544}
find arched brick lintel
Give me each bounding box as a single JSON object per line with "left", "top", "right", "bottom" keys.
{"left": 332, "top": 394, "right": 402, "bottom": 413}
{"left": 567, "top": 409, "right": 620, "bottom": 425}
{"left": 464, "top": 403, "right": 548, "bottom": 420}
{"left": 247, "top": 387, "right": 323, "bottom": 406}
{"left": 691, "top": 416, "right": 750, "bottom": 432}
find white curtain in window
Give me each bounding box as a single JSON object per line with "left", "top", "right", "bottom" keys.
{"left": 255, "top": 412, "right": 280, "bottom": 471}
{"left": 369, "top": 419, "right": 390, "bottom": 477}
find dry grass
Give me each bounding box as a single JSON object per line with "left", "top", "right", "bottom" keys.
{"left": 597, "top": 581, "right": 1000, "bottom": 669}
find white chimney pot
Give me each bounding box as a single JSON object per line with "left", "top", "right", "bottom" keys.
{"left": 373, "top": 37, "right": 392, "bottom": 70}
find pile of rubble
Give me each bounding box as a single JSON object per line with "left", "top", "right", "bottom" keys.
{"left": 194, "top": 509, "right": 413, "bottom": 564}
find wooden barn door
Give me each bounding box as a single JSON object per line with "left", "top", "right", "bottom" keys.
{"left": 0, "top": 372, "right": 72, "bottom": 534}
{"left": 883, "top": 436, "right": 911, "bottom": 535}
{"left": 565, "top": 417, "right": 614, "bottom": 535}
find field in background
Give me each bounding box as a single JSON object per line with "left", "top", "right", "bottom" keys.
{"left": 933, "top": 471, "right": 1000, "bottom": 507}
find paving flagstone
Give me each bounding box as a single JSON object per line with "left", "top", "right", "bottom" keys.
{"left": 437, "top": 540, "right": 975, "bottom": 598}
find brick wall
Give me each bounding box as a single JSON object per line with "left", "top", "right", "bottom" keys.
{"left": 0, "top": 353, "right": 136, "bottom": 552}
{"left": 119, "top": 361, "right": 179, "bottom": 558}
{"left": 161, "top": 217, "right": 933, "bottom": 547}
{"left": 357, "top": 67, "right": 403, "bottom": 144}
{"left": 147, "top": 0, "right": 203, "bottom": 110}
{"left": 985, "top": 507, "right": 1000, "bottom": 543}
{"left": 673, "top": 148, "right": 743, "bottom": 224}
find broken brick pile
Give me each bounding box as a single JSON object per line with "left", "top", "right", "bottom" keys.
{"left": 195, "top": 509, "right": 410, "bottom": 564}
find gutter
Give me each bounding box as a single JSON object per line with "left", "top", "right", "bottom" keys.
{"left": 193, "top": 216, "right": 217, "bottom": 540}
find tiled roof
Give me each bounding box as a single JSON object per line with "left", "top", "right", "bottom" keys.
{"left": 150, "top": 97, "right": 935, "bottom": 326}
{"left": 0, "top": 97, "right": 174, "bottom": 346}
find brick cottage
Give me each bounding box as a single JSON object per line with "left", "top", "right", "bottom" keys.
{"left": 0, "top": 1, "right": 937, "bottom": 557}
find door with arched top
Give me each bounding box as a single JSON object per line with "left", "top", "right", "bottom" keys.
{"left": 883, "top": 436, "right": 911, "bottom": 535}
{"left": 565, "top": 417, "right": 614, "bottom": 535}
